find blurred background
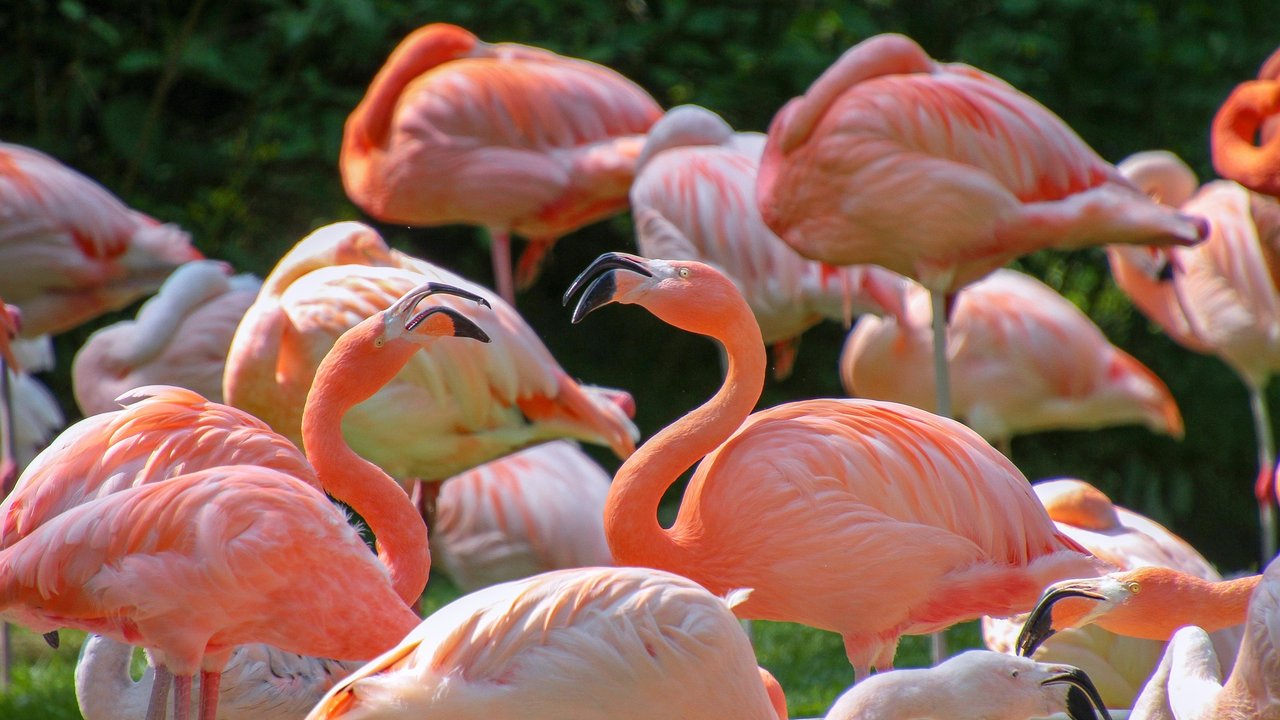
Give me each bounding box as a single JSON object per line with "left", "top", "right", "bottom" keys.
{"left": 0, "top": 0, "right": 1275, "bottom": 576}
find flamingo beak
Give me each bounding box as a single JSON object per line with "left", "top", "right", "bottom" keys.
{"left": 405, "top": 306, "right": 490, "bottom": 343}
{"left": 1015, "top": 586, "right": 1108, "bottom": 657}
{"left": 563, "top": 252, "right": 653, "bottom": 323}
{"left": 1041, "top": 666, "right": 1112, "bottom": 720}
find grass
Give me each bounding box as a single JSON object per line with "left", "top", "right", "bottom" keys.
{"left": 0, "top": 574, "right": 985, "bottom": 720}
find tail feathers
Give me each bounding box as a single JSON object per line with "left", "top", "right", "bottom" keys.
{"left": 516, "top": 377, "right": 639, "bottom": 459}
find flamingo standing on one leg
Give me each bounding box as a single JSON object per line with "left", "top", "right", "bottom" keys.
{"left": 1109, "top": 150, "right": 1280, "bottom": 563}
{"left": 0, "top": 141, "right": 202, "bottom": 338}
{"left": 563, "top": 252, "right": 1111, "bottom": 679}
{"left": 304, "top": 566, "right": 782, "bottom": 720}
{"left": 1212, "top": 46, "right": 1280, "bottom": 199}
{"left": 340, "top": 23, "right": 662, "bottom": 302}
{"left": 756, "top": 32, "right": 1205, "bottom": 427}
{"left": 629, "top": 104, "right": 907, "bottom": 379}
{"left": 841, "top": 269, "right": 1183, "bottom": 457}
{"left": 72, "top": 260, "right": 261, "bottom": 415}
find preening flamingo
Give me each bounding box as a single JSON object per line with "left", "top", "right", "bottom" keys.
{"left": 563, "top": 252, "right": 1106, "bottom": 678}
{"left": 841, "top": 269, "right": 1183, "bottom": 456}
{"left": 340, "top": 22, "right": 662, "bottom": 302}
{"left": 983, "top": 479, "right": 1242, "bottom": 708}
{"left": 223, "top": 222, "right": 636, "bottom": 507}
{"left": 0, "top": 141, "right": 202, "bottom": 337}
{"left": 72, "top": 259, "right": 261, "bottom": 415}
{"left": 1212, "top": 46, "right": 1280, "bottom": 198}
{"left": 76, "top": 635, "right": 360, "bottom": 720}
{"left": 629, "top": 104, "right": 906, "bottom": 379}
{"left": 1110, "top": 150, "right": 1280, "bottom": 562}
{"left": 821, "top": 651, "right": 1111, "bottom": 720}
{"left": 431, "top": 440, "right": 613, "bottom": 592}
{"left": 1126, "top": 554, "right": 1280, "bottom": 720}
{"left": 756, "top": 32, "right": 1205, "bottom": 422}
{"left": 304, "top": 566, "right": 780, "bottom": 720}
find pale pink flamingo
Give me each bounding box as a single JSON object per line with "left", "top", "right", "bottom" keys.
{"left": 982, "top": 479, "right": 1242, "bottom": 708}
{"left": 630, "top": 104, "right": 907, "bottom": 379}
{"left": 755, "top": 32, "right": 1205, "bottom": 424}
{"left": 0, "top": 141, "right": 202, "bottom": 338}
{"left": 76, "top": 634, "right": 360, "bottom": 720}
{"left": 340, "top": 22, "right": 662, "bottom": 302}
{"left": 431, "top": 440, "right": 613, "bottom": 592}
{"left": 1109, "top": 150, "right": 1280, "bottom": 562}
{"left": 563, "top": 252, "right": 1108, "bottom": 679}
{"left": 822, "top": 651, "right": 1111, "bottom": 720}
{"left": 304, "top": 566, "right": 781, "bottom": 720}
{"left": 841, "top": 269, "right": 1183, "bottom": 456}
{"left": 72, "top": 260, "right": 261, "bottom": 416}
{"left": 222, "top": 222, "right": 636, "bottom": 514}
{"left": 1212, "top": 46, "right": 1280, "bottom": 198}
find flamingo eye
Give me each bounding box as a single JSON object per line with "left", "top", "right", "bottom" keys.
{"left": 1010, "top": 670, "right": 1019, "bottom": 679}
{"left": 677, "top": 267, "right": 690, "bottom": 279}
{"left": 374, "top": 337, "right": 385, "bottom": 348}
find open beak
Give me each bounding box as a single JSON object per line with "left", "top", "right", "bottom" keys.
{"left": 386, "top": 282, "right": 491, "bottom": 343}
{"left": 1042, "top": 666, "right": 1112, "bottom": 720}
{"left": 562, "top": 252, "right": 653, "bottom": 323}
{"left": 1016, "top": 586, "right": 1108, "bottom": 657}
{"left": 406, "top": 306, "right": 490, "bottom": 342}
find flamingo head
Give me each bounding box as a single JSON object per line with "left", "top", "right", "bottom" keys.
{"left": 564, "top": 252, "right": 751, "bottom": 337}
{"left": 379, "top": 282, "right": 491, "bottom": 348}
{"left": 1015, "top": 572, "right": 1143, "bottom": 657}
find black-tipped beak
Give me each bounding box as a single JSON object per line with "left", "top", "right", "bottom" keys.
{"left": 43, "top": 631, "right": 59, "bottom": 649}
{"left": 1016, "top": 587, "right": 1107, "bottom": 657}
{"left": 391, "top": 281, "right": 491, "bottom": 319}
{"left": 406, "top": 306, "right": 491, "bottom": 343}
{"left": 1043, "top": 667, "right": 1112, "bottom": 720}
{"left": 562, "top": 253, "right": 653, "bottom": 323}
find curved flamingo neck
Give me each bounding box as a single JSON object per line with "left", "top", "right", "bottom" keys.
{"left": 301, "top": 324, "right": 429, "bottom": 606}
{"left": 605, "top": 292, "right": 766, "bottom": 573}
{"left": 1098, "top": 573, "right": 1260, "bottom": 641}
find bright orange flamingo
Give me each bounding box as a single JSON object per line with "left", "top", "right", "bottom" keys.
{"left": 563, "top": 252, "right": 1108, "bottom": 679}
{"left": 841, "top": 269, "right": 1183, "bottom": 457}
{"left": 630, "top": 104, "right": 906, "bottom": 379}
{"left": 432, "top": 440, "right": 613, "bottom": 592}
{"left": 983, "top": 479, "right": 1242, "bottom": 708}
{"left": 756, "top": 32, "right": 1205, "bottom": 424}
{"left": 1109, "top": 150, "right": 1280, "bottom": 563}
{"left": 305, "top": 566, "right": 781, "bottom": 720}
{"left": 0, "top": 142, "right": 202, "bottom": 337}
{"left": 341, "top": 23, "right": 662, "bottom": 302}
{"left": 72, "top": 260, "right": 261, "bottom": 415}
{"left": 223, "top": 221, "right": 636, "bottom": 515}
{"left": 1212, "top": 46, "right": 1280, "bottom": 198}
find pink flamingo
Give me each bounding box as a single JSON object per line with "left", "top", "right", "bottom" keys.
{"left": 304, "top": 566, "right": 781, "bottom": 720}
{"left": 1212, "top": 46, "right": 1280, "bottom": 198}
{"left": 0, "top": 142, "right": 202, "bottom": 337}
{"left": 563, "top": 252, "right": 1107, "bottom": 679}
{"left": 72, "top": 260, "right": 261, "bottom": 415}
{"left": 340, "top": 22, "right": 662, "bottom": 302}
{"left": 983, "top": 478, "right": 1242, "bottom": 708}
{"left": 630, "top": 104, "right": 907, "bottom": 379}
{"left": 432, "top": 440, "right": 613, "bottom": 592}
{"left": 1109, "top": 150, "right": 1280, "bottom": 562}
{"left": 223, "top": 222, "right": 636, "bottom": 513}
{"left": 841, "top": 269, "right": 1183, "bottom": 456}
{"left": 756, "top": 32, "right": 1205, "bottom": 423}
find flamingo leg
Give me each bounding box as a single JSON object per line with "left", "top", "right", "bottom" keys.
{"left": 144, "top": 665, "right": 172, "bottom": 720}
{"left": 197, "top": 670, "right": 220, "bottom": 720}
{"left": 173, "top": 673, "right": 192, "bottom": 720}
{"left": 0, "top": 358, "right": 10, "bottom": 690}
{"left": 928, "top": 288, "right": 952, "bottom": 664}
{"left": 487, "top": 228, "right": 516, "bottom": 305}
{"left": 1249, "top": 382, "right": 1276, "bottom": 564}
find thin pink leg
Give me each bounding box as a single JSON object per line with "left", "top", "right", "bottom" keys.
{"left": 198, "top": 670, "right": 220, "bottom": 720}
{"left": 173, "top": 674, "right": 192, "bottom": 720}
{"left": 144, "top": 665, "right": 172, "bottom": 720}
{"left": 488, "top": 228, "right": 515, "bottom": 305}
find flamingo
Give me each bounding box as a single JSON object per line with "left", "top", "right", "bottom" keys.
{"left": 222, "top": 221, "right": 637, "bottom": 514}
{"left": 563, "top": 252, "right": 1108, "bottom": 679}
{"left": 72, "top": 259, "right": 261, "bottom": 415}
{"left": 821, "top": 651, "right": 1112, "bottom": 720}
{"left": 0, "top": 141, "right": 202, "bottom": 338}
{"left": 1212, "top": 46, "right": 1280, "bottom": 198}
{"left": 76, "top": 635, "right": 360, "bottom": 720}
{"left": 304, "top": 566, "right": 781, "bottom": 720}
{"left": 629, "top": 104, "right": 907, "bottom": 379}
{"left": 431, "top": 440, "right": 613, "bottom": 592}
{"left": 340, "top": 22, "right": 662, "bottom": 302}
{"left": 982, "top": 479, "right": 1243, "bottom": 708}
{"left": 1109, "top": 150, "right": 1280, "bottom": 563}
{"left": 840, "top": 269, "right": 1183, "bottom": 456}
{"left": 755, "top": 32, "right": 1205, "bottom": 426}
